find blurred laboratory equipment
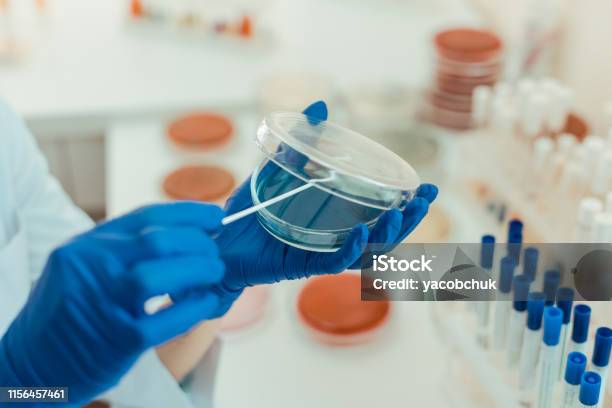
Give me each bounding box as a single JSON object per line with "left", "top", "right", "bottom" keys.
{"left": 424, "top": 27, "right": 503, "bottom": 131}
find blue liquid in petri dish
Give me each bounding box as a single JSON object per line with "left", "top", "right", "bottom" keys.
{"left": 255, "top": 163, "right": 384, "bottom": 251}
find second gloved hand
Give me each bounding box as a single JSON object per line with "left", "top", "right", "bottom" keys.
{"left": 0, "top": 202, "right": 229, "bottom": 405}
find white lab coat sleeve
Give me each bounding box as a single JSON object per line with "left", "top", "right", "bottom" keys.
{"left": 0, "top": 101, "right": 94, "bottom": 280}
{"left": 0, "top": 101, "right": 194, "bottom": 408}
{"left": 101, "top": 350, "right": 195, "bottom": 408}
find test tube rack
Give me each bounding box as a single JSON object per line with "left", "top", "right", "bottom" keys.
{"left": 461, "top": 78, "right": 612, "bottom": 245}
{"left": 457, "top": 133, "right": 564, "bottom": 244}
{"left": 429, "top": 225, "right": 612, "bottom": 408}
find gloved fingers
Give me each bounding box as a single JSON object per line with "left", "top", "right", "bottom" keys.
{"left": 96, "top": 202, "right": 224, "bottom": 234}
{"left": 368, "top": 209, "right": 402, "bottom": 246}
{"left": 312, "top": 224, "right": 368, "bottom": 274}
{"left": 100, "top": 226, "right": 220, "bottom": 265}
{"left": 137, "top": 292, "right": 221, "bottom": 346}
{"left": 416, "top": 183, "right": 438, "bottom": 204}
{"left": 271, "top": 100, "right": 329, "bottom": 171}
{"left": 348, "top": 209, "right": 402, "bottom": 269}
{"left": 119, "top": 256, "right": 225, "bottom": 312}
{"left": 303, "top": 100, "right": 328, "bottom": 123}
{"left": 396, "top": 197, "right": 430, "bottom": 244}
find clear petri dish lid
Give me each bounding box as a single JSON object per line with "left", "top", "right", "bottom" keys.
{"left": 255, "top": 112, "right": 420, "bottom": 210}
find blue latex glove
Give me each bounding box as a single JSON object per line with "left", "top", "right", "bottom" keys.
{"left": 215, "top": 101, "right": 438, "bottom": 291}
{"left": 0, "top": 202, "right": 228, "bottom": 406}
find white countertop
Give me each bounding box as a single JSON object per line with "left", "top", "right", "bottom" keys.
{"left": 213, "top": 283, "right": 450, "bottom": 408}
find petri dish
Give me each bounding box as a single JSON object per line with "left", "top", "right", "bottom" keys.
{"left": 250, "top": 112, "right": 420, "bottom": 252}
{"left": 436, "top": 73, "right": 498, "bottom": 95}
{"left": 167, "top": 113, "right": 233, "bottom": 150}
{"left": 425, "top": 104, "right": 473, "bottom": 130}
{"left": 428, "top": 93, "right": 472, "bottom": 113}
{"left": 427, "top": 28, "right": 503, "bottom": 131}
{"left": 296, "top": 273, "right": 390, "bottom": 346}
{"left": 436, "top": 58, "right": 502, "bottom": 77}
{"left": 162, "top": 165, "right": 235, "bottom": 202}
{"left": 434, "top": 28, "right": 502, "bottom": 63}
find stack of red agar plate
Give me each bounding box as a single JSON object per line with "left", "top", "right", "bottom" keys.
{"left": 427, "top": 28, "right": 503, "bottom": 130}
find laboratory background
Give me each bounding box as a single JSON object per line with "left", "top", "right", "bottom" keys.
{"left": 0, "top": 0, "right": 611, "bottom": 407}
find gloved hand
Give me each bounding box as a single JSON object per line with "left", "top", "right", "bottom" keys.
{"left": 0, "top": 202, "right": 228, "bottom": 405}
{"left": 215, "top": 101, "right": 438, "bottom": 291}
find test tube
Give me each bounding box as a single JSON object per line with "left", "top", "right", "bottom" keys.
{"left": 556, "top": 287, "right": 574, "bottom": 380}
{"left": 593, "top": 213, "right": 612, "bottom": 243}
{"left": 591, "top": 327, "right": 612, "bottom": 407}
{"left": 523, "top": 247, "right": 539, "bottom": 282}
{"left": 521, "top": 92, "right": 549, "bottom": 139}
{"left": 530, "top": 138, "right": 554, "bottom": 193}
{"left": 507, "top": 275, "right": 530, "bottom": 368}
{"left": 561, "top": 352, "right": 587, "bottom": 408}
{"left": 490, "top": 102, "right": 516, "bottom": 156}
{"left": 493, "top": 81, "right": 512, "bottom": 104}
{"left": 493, "top": 256, "right": 516, "bottom": 350}
{"left": 557, "top": 133, "right": 577, "bottom": 160}
{"left": 539, "top": 152, "right": 566, "bottom": 198}
{"left": 542, "top": 269, "right": 561, "bottom": 306}
{"left": 516, "top": 78, "right": 536, "bottom": 118}
{"left": 508, "top": 218, "right": 524, "bottom": 238}
{"left": 538, "top": 78, "right": 560, "bottom": 133}
{"left": 578, "top": 372, "right": 602, "bottom": 407}
{"left": 592, "top": 151, "right": 612, "bottom": 198}
{"left": 518, "top": 292, "right": 546, "bottom": 405}
{"left": 568, "top": 305, "right": 591, "bottom": 355}
{"left": 553, "top": 86, "right": 574, "bottom": 134}
{"left": 536, "top": 306, "right": 563, "bottom": 408}
{"left": 582, "top": 136, "right": 606, "bottom": 181}
{"left": 476, "top": 234, "right": 495, "bottom": 348}
{"left": 557, "top": 162, "right": 585, "bottom": 209}
{"left": 576, "top": 198, "right": 603, "bottom": 242}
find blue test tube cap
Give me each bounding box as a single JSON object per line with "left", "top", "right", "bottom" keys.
{"left": 579, "top": 372, "right": 601, "bottom": 406}
{"left": 523, "top": 247, "right": 539, "bottom": 282}
{"left": 556, "top": 287, "right": 574, "bottom": 324}
{"left": 499, "top": 256, "right": 516, "bottom": 293}
{"left": 507, "top": 219, "right": 523, "bottom": 263}
{"left": 509, "top": 232, "right": 523, "bottom": 244}
{"left": 527, "top": 292, "right": 546, "bottom": 331}
{"left": 512, "top": 275, "right": 530, "bottom": 312}
{"left": 508, "top": 219, "right": 523, "bottom": 238}
{"left": 480, "top": 235, "right": 495, "bottom": 269}
{"left": 565, "top": 352, "right": 587, "bottom": 386}
{"left": 543, "top": 306, "right": 562, "bottom": 346}
{"left": 543, "top": 269, "right": 561, "bottom": 305}
{"left": 572, "top": 305, "right": 591, "bottom": 344}
{"left": 592, "top": 327, "right": 612, "bottom": 368}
